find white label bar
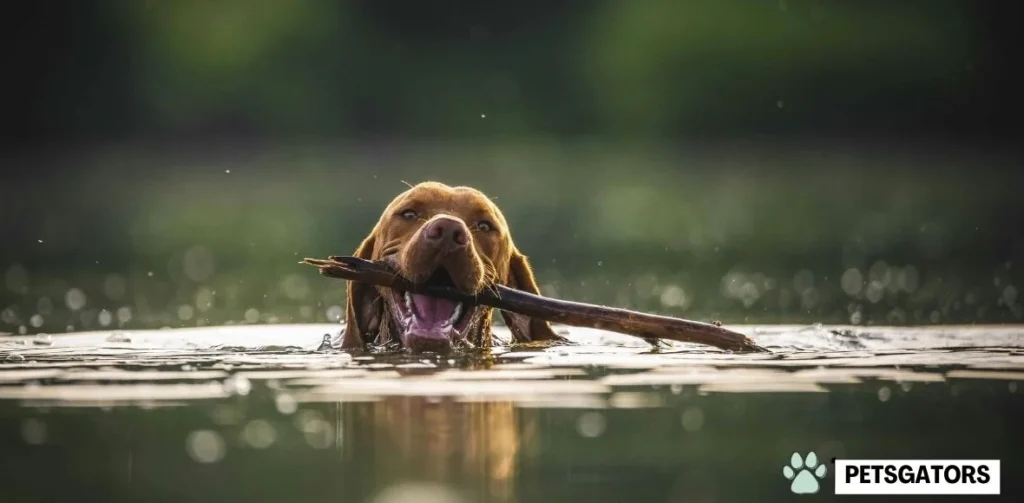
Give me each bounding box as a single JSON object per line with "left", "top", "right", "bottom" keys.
{"left": 834, "top": 459, "right": 1000, "bottom": 495}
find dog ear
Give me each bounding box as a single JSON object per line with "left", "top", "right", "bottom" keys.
{"left": 500, "top": 247, "right": 563, "bottom": 343}
{"left": 335, "top": 230, "right": 383, "bottom": 349}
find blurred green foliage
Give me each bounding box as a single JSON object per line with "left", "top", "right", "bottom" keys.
{"left": 33, "top": 0, "right": 981, "bottom": 137}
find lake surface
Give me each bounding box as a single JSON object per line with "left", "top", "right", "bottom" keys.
{"left": 2, "top": 324, "right": 1022, "bottom": 502}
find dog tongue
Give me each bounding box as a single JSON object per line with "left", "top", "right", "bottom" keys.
{"left": 409, "top": 293, "right": 458, "bottom": 326}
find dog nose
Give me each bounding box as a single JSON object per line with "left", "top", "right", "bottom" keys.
{"left": 423, "top": 217, "right": 469, "bottom": 248}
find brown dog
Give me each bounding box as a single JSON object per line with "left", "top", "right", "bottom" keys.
{"left": 336, "top": 181, "right": 562, "bottom": 352}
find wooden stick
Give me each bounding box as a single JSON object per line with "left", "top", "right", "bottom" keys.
{"left": 302, "top": 256, "right": 769, "bottom": 353}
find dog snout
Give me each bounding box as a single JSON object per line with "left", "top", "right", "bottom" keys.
{"left": 422, "top": 216, "right": 469, "bottom": 251}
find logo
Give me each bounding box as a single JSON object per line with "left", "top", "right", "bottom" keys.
{"left": 783, "top": 451, "right": 828, "bottom": 494}
{"left": 834, "top": 459, "right": 1000, "bottom": 495}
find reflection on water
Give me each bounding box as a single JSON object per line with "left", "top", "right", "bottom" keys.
{"left": 1, "top": 324, "right": 1023, "bottom": 502}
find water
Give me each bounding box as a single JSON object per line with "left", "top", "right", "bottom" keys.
{"left": 2, "top": 324, "right": 1023, "bottom": 502}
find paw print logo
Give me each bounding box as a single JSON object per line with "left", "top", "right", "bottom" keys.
{"left": 783, "top": 451, "right": 827, "bottom": 494}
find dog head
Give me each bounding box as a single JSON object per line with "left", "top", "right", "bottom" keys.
{"left": 337, "top": 182, "right": 558, "bottom": 351}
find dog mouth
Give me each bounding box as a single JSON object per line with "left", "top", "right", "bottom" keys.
{"left": 385, "top": 266, "right": 477, "bottom": 351}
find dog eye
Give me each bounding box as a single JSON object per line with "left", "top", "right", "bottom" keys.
{"left": 399, "top": 209, "right": 418, "bottom": 220}
{"left": 475, "top": 220, "right": 494, "bottom": 232}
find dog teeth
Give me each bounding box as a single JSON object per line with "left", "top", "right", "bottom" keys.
{"left": 404, "top": 292, "right": 412, "bottom": 311}
{"left": 448, "top": 303, "right": 463, "bottom": 325}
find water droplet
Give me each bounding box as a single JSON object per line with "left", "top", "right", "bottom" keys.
{"left": 186, "top": 430, "right": 226, "bottom": 463}
{"left": 294, "top": 410, "right": 335, "bottom": 448}
{"left": 865, "top": 281, "right": 885, "bottom": 303}
{"left": 244, "top": 308, "right": 260, "bottom": 323}
{"left": 801, "top": 288, "right": 820, "bottom": 310}
{"left": 877, "top": 386, "right": 892, "bottom": 402}
{"left": 274, "top": 393, "right": 298, "bottom": 415}
{"left": 281, "top": 274, "right": 310, "bottom": 301}
{"left": 660, "top": 285, "right": 690, "bottom": 309}
{"left": 21, "top": 418, "right": 47, "bottom": 445}
{"left": 103, "top": 275, "right": 127, "bottom": 300}
{"left": 325, "top": 305, "right": 344, "bottom": 322}
{"left": 240, "top": 419, "right": 276, "bottom": 449}
{"left": 178, "top": 304, "right": 195, "bottom": 321}
{"left": 183, "top": 245, "right": 216, "bottom": 282}
{"left": 97, "top": 309, "right": 113, "bottom": 327}
{"left": 841, "top": 268, "right": 863, "bottom": 296}
{"left": 116, "top": 306, "right": 133, "bottom": 324}
{"left": 106, "top": 331, "right": 132, "bottom": 343}
{"left": 1003, "top": 285, "right": 1018, "bottom": 306}
{"left": 195, "top": 287, "right": 215, "bottom": 312}
{"left": 1, "top": 307, "right": 17, "bottom": 325}
{"left": 681, "top": 406, "right": 705, "bottom": 432}
{"left": 64, "top": 288, "right": 87, "bottom": 311}
{"left": 576, "top": 412, "right": 606, "bottom": 438}
{"left": 294, "top": 409, "right": 324, "bottom": 433}
{"left": 304, "top": 421, "right": 335, "bottom": 449}
{"left": 223, "top": 375, "right": 252, "bottom": 396}
{"left": 29, "top": 314, "right": 43, "bottom": 328}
